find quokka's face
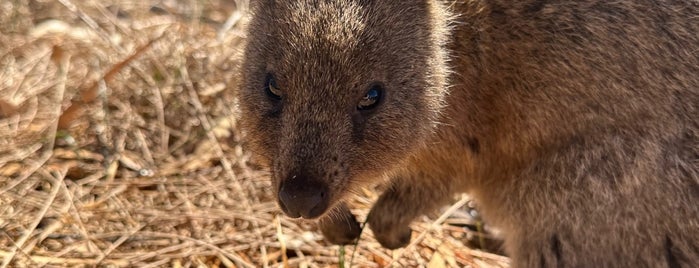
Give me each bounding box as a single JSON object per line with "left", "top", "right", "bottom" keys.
{"left": 237, "top": 0, "right": 450, "bottom": 219}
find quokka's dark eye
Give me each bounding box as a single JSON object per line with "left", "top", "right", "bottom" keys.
{"left": 265, "top": 73, "right": 282, "bottom": 100}
{"left": 357, "top": 84, "right": 384, "bottom": 110}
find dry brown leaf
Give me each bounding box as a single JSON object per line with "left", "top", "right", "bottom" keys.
{"left": 0, "top": 99, "right": 19, "bottom": 117}
{"left": 373, "top": 253, "right": 389, "bottom": 267}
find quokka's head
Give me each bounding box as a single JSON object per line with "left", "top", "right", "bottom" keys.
{"left": 237, "top": 0, "right": 451, "bottom": 219}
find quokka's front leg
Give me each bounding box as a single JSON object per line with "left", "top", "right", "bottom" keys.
{"left": 368, "top": 174, "right": 457, "bottom": 249}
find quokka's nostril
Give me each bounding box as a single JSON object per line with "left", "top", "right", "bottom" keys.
{"left": 278, "top": 187, "right": 300, "bottom": 218}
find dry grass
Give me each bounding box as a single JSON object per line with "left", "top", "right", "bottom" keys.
{"left": 0, "top": 1, "right": 509, "bottom": 267}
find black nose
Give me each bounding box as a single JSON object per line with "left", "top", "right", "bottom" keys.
{"left": 278, "top": 174, "right": 329, "bottom": 219}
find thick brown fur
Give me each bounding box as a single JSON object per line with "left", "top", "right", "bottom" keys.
{"left": 236, "top": 0, "right": 699, "bottom": 267}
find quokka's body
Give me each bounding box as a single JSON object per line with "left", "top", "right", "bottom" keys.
{"left": 237, "top": 1, "right": 699, "bottom": 267}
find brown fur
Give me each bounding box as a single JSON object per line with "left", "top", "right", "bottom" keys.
{"left": 236, "top": 0, "right": 699, "bottom": 267}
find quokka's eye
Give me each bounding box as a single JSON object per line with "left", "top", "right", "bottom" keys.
{"left": 265, "top": 73, "right": 282, "bottom": 100}
{"left": 357, "top": 84, "right": 384, "bottom": 110}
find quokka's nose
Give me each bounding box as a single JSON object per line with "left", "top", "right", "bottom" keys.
{"left": 278, "top": 175, "right": 329, "bottom": 219}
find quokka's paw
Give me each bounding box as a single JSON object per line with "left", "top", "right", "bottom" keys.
{"left": 367, "top": 208, "right": 413, "bottom": 249}
{"left": 318, "top": 209, "right": 362, "bottom": 245}
{"left": 370, "top": 222, "right": 412, "bottom": 249}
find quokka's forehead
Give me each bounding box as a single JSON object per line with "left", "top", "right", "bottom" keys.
{"left": 266, "top": 1, "right": 370, "bottom": 53}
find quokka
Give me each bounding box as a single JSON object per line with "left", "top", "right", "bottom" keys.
{"left": 237, "top": 1, "right": 699, "bottom": 266}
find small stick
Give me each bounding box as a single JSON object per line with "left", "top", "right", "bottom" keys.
{"left": 276, "top": 215, "right": 289, "bottom": 268}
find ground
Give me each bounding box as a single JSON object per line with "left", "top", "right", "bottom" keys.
{"left": 0, "top": 1, "right": 509, "bottom": 267}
